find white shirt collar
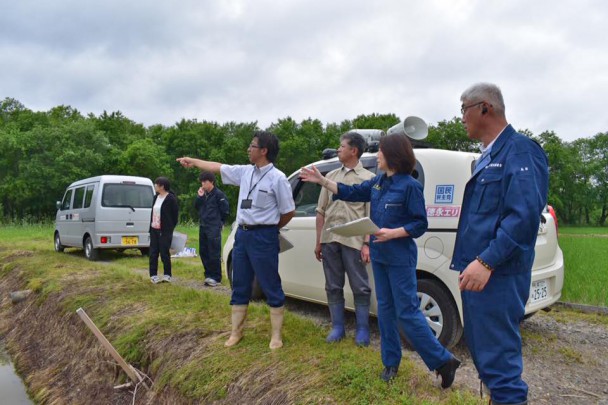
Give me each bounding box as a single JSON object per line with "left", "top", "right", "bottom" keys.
{"left": 480, "top": 124, "right": 508, "bottom": 154}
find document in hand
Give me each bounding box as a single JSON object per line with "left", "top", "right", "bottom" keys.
{"left": 279, "top": 232, "right": 294, "bottom": 253}
{"left": 326, "top": 217, "right": 379, "bottom": 237}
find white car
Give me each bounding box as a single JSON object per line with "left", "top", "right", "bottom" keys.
{"left": 222, "top": 148, "right": 565, "bottom": 348}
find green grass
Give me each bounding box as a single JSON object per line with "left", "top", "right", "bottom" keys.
{"left": 559, "top": 226, "right": 608, "bottom": 235}
{"left": 0, "top": 224, "right": 479, "bottom": 404}
{"left": 558, "top": 226, "right": 608, "bottom": 307}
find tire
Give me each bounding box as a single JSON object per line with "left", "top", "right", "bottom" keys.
{"left": 139, "top": 248, "right": 150, "bottom": 257}
{"left": 54, "top": 232, "right": 65, "bottom": 252}
{"left": 84, "top": 236, "right": 99, "bottom": 261}
{"left": 399, "top": 278, "right": 463, "bottom": 349}
{"left": 226, "top": 250, "right": 264, "bottom": 300}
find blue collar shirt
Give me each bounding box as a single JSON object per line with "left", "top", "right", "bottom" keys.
{"left": 336, "top": 173, "right": 428, "bottom": 265}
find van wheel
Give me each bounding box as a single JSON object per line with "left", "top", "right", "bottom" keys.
{"left": 226, "top": 251, "right": 264, "bottom": 300}
{"left": 84, "top": 237, "right": 99, "bottom": 261}
{"left": 399, "top": 279, "right": 463, "bottom": 350}
{"left": 54, "top": 233, "right": 65, "bottom": 252}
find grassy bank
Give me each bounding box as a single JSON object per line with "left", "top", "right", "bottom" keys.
{"left": 0, "top": 224, "right": 477, "bottom": 404}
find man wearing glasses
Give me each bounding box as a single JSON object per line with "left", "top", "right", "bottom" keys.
{"left": 177, "top": 131, "right": 295, "bottom": 350}
{"left": 314, "top": 132, "right": 375, "bottom": 346}
{"left": 451, "top": 83, "right": 549, "bottom": 405}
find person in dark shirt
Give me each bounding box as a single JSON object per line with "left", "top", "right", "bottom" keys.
{"left": 300, "top": 134, "right": 460, "bottom": 387}
{"left": 149, "top": 177, "right": 179, "bottom": 284}
{"left": 452, "top": 83, "right": 549, "bottom": 404}
{"left": 195, "top": 171, "right": 230, "bottom": 286}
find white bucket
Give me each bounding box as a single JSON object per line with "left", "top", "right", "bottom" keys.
{"left": 170, "top": 231, "right": 187, "bottom": 253}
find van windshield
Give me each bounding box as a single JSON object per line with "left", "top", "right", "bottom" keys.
{"left": 101, "top": 184, "right": 154, "bottom": 209}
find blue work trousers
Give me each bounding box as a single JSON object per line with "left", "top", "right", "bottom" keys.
{"left": 199, "top": 226, "right": 222, "bottom": 282}
{"left": 462, "top": 271, "right": 530, "bottom": 404}
{"left": 230, "top": 226, "right": 285, "bottom": 308}
{"left": 373, "top": 261, "right": 451, "bottom": 370}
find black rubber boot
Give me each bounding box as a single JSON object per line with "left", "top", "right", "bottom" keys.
{"left": 435, "top": 357, "right": 461, "bottom": 388}
{"left": 380, "top": 366, "right": 399, "bottom": 382}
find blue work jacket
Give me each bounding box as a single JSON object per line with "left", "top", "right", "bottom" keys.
{"left": 195, "top": 187, "right": 229, "bottom": 229}
{"left": 336, "top": 173, "right": 428, "bottom": 266}
{"left": 450, "top": 125, "right": 549, "bottom": 275}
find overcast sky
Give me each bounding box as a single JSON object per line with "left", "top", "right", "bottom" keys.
{"left": 2, "top": 0, "right": 606, "bottom": 142}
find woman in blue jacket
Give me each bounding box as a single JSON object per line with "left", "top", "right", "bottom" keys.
{"left": 300, "top": 134, "right": 460, "bottom": 387}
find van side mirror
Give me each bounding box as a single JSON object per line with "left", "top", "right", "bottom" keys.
{"left": 56, "top": 201, "right": 61, "bottom": 210}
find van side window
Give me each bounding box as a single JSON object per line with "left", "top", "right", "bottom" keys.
{"left": 293, "top": 165, "right": 339, "bottom": 217}
{"left": 84, "top": 185, "right": 94, "bottom": 208}
{"left": 412, "top": 161, "right": 425, "bottom": 189}
{"left": 61, "top": 189, "right": 73, "bottom": 211}
{"left": 73, "top": 187, "right": 86, "bottom": 209}
{"left": 294, "top": 181, "right": 323, "bottom": 217}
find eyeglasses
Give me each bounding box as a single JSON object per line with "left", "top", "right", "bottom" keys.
{"left": 461, "top": 101, "right": 484, "bottom": 115}
{"left": 248, "top": 143, "right": 261, "bottom": 149}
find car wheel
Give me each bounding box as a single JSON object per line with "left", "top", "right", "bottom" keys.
{"left": 226, "top": 251, "right": 265, "bottom": 300}
{"left": 84, "top": 236, "right": 99, "bottom": 261}
{"left": 54, "top": 232, "right": 65, "bottom": 252}
{"left": 139, "top": 248, "right": 150, "bottom": 257}
{"left": 399, "top": 278, "right": 463, "bottom": 349}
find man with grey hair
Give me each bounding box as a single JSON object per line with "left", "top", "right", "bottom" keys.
{"left": 315, "top": 132, "right": 375, "bottom": 346}
{"left": 451, "top": 83, "right": 549, "bottom": 405}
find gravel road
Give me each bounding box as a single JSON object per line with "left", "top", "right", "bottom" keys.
{"left": 282, "top": 297, "right": 608, "bottom": 405}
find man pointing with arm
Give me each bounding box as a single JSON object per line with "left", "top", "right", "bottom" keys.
{"left": 177, "top": 130, "right": 295, "bottom": 350}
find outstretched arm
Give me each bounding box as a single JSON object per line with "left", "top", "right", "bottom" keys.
{"left": 176, "top": 157, "right": 222, "bottom": 173}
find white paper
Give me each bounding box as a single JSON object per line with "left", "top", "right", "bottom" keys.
{"left": 326, "top": 217, "right": 379, "bottom": 237}
{"left": 171, "top": 247, "right": 198, "bottom": 258}
{"left": 279, "top": 232, "right": 294, "bottom": 253}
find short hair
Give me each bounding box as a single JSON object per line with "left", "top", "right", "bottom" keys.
{"left": 461, "top": 82, "right": 506, "bottom": 116}
{"left": 341, "top": 132, "right": 367, "bottom": 159}
{"left": 198, "top": 171, "right": 216, "bottom": 184}
{"left": 254, "top": 131, "right": 280, "bottom": 163}
{"left": 379, "top": 134, "right": 416, "bottom": 175}
{"left": 154, "top": 176, "right": 171, "bottom": 191}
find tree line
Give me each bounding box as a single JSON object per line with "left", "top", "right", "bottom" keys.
{"left": 1, "top": 97, "right": 607, "bottom": 226}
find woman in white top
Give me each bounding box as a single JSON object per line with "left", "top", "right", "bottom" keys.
{"left": 149, "top": 177, "right": 179, "bottom": 283}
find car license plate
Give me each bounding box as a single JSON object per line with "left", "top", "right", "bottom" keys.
{"left": 530, "top": 279, "right": 549, "bottom": 304}
{"left": 122, "top": 236, "right": 138, "bottom": 246}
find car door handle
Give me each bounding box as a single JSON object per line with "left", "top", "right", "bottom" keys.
{"left": 281, "top": 227, "right": 290, "bottom": 231}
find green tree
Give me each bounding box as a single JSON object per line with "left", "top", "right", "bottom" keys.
{"left": 588, "top": 132, "right": 608, "bottom": 225}
{"left": 426, "top": 118, "right": 478, "bottom": 152}
{"left": 351, "top": 113, "right": 400, "bottom": 132}
{"left": 117, "top": 138, "right": 172, "bottom": 181}
{"left": 0, "top": 119, "right": 109, "bottom": 220}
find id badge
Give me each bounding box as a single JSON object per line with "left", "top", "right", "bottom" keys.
{"left": 240, "top": 199, "right": 253, "bottom": 209}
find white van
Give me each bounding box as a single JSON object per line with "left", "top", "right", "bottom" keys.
{"left": 54, "top": 175, "right": 155, "bottom": 261}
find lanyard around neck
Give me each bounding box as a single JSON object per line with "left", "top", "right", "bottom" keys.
{"left": 247, "top": 166, "right": 272, "bottom": 199}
